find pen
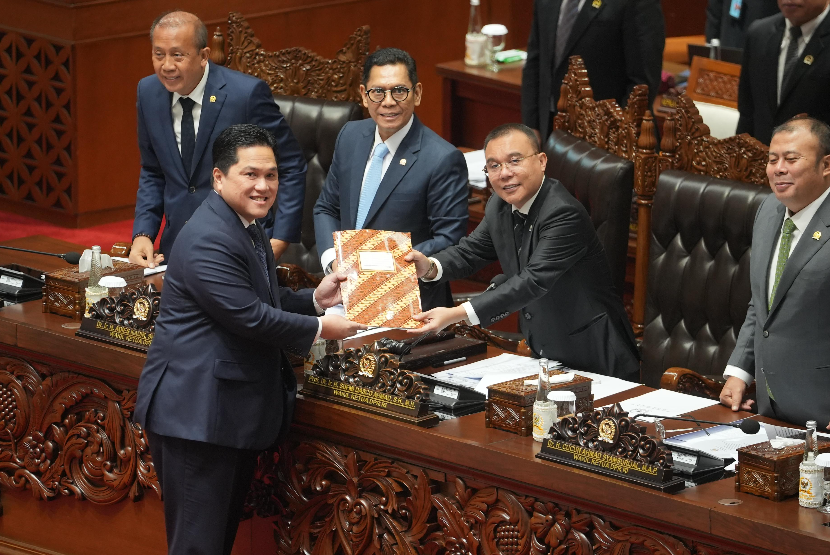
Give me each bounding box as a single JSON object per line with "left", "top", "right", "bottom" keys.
{"left": 433, "top": 357, "right": 466, "bottom": 367}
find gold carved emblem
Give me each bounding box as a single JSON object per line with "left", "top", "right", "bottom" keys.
{"left": 804, "top": 55, "right": 814, "bottom": 65}
{"left": 133, "top": 297, "right": 151, "bottom": 321}
{"left": 598, "top": 418, "right": 616, "bottom": 442}
{"left": 592, "top": 0, "right": 601, "bottom": 7}
{"left": 813, "top": 231, "right": 822, "bottom": 240}
{"left": 358, "top": 354, "right": 377, "bottom": 379}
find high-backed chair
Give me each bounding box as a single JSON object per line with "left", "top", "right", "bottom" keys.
{"left": 683, "top": 56, "right": 741, "bottom": 139}
{"left": 639, "top": 171, "right": 770, "bottom": 387}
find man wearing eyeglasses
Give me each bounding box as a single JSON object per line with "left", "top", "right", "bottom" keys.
{"left": 405, "top": 123, "right": 639, "bottom": 380}
{"left": 313, "top": 48, "right": 469, "bottom": 310}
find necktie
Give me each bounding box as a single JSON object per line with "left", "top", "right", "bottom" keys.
{"left": 513, "top": 211, "right": 527, "bottom": 253}
{"left": 246, "top": 224, "right": 271, "bottom": 287}
{"left": 769, "top": 217, "right": 796, "bottom": 310}
{"left": 781, "top": 26, "right": 802, "bottom": 99}
{"left": 355, "top": 142, "right": 390, "bottom": 230}
{"left": 555, "top": 0, "right": 581, "bottom": 68}
{"left": 179, "top": 97, "right": 196, "bottom": 177}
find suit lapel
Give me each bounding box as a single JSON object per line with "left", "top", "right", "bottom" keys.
{"left": 558, "top": 0, "right": 602, "bottom": 72}
{"left": 758, "top": 203, "right": 785, "bottom": 319}
{"left": 519, "top": 180, "right": 550, "bottom": 269}
{"left": 769, "top": 196, "right": 830, "bottom": 318}
{"left": 500, "top": 202, "right": 520, "bottom": 275}
{"left": 348, "top": 124, "right": 376, "bottom": 228}
{"left": 153, "top": 84, "right": 188, "bottom": 184}
{"left": 765, "top": 17, "right": 786, "bottom": 111}
{"left": 779, "top": 17, "right": 830, "bottom": 107}
{"left": 362, "top": 117, "right": 421, "bottom": 228}
{"left": 192, "top": 63, "right": 228, "bottom": 180}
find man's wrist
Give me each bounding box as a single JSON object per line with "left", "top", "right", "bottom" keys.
{"left": 132, "top": 233, "right": 153, "bottom": 243}
{"left": 420, "top": 258, "right": 438, "bottom": 281}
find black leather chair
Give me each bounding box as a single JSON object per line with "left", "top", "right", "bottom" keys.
{"left": 274, "top": 95, "right": 363, "bottom": 274}
{"left": 640, "top": 170, "right": 770, "bottom": 387}
{"left": 544, "top": 129, "right": 634, "bottom": 299}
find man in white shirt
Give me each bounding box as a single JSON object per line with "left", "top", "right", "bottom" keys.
{"left": 737, "top": 0, "right": 830, "bottom": 144}
{"left": 312, "top": 48, "right": 469, "bottom": 310}
{"left": 721, "top": 117, "right": 830, "bottom": 428}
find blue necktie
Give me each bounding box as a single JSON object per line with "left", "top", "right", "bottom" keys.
{"left": 246, "top": 224, "right": 271, "bottom": 287}
{"left": 355, "top": 142, "right": 390, "bottom": 230}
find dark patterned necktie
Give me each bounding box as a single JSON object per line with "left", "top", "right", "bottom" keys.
{"left": 513, "top": 211, "right": 527, "bottom": 253}
{"left": 781, "top": 26, "right": 802, "bottom": 100}
{"left": 179, "top": 97, "right": 196, "bottom": 176}
{"left": 246, "top": 224, "right": 271, "bottom": 287}
{"left": 555, "top": 0, "right": 581, "bottom": 68}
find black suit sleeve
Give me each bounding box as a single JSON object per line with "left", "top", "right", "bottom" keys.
{"left": 624, "top": 0, "right": 665, "bottom": 107}
{"left": 521, "top": 0, "right": 543, "bottom": 131}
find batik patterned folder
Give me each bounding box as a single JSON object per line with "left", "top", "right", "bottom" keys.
{"left": 334, "top": 229, "right": 423, "bottom": 328}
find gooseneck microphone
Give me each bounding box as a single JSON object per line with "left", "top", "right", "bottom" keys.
{"left": 0, "top": 245, "right": 82, "bottom": 265}
{"left": 631, "top": 414, "right": 762, "bottom": 435}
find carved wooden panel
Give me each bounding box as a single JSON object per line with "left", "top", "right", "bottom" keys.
{"left": 692, "top": 70, "right": 739, "bottom": 104}
{"left": 0, "top": 355, "right": 158, "bottom": 504}
{"left": 261, "top": 440, "right": 744, "bottom": 555}
{"left": 0, "top": 30, "right": 75, "bottom": 213}
{"left": 222, "top": 12, "right": 369, "bottom": 104}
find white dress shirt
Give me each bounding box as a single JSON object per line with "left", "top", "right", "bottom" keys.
{"left": 319, "top": 115, "right": 415, "bottom": 271}
{"left": 724, "top": 185, "right": 830, "bottom": 384}
{"left": 777, "top": 5, "right": 829, "bottom": 104}
{"left": 171, "top": 63, "right": 210, "bottom": 154}
{"left": 425, "top": 177, "right": 545, "bottom": 326}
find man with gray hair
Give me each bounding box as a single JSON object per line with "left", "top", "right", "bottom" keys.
{"left": 130, "top": 10, "right": 306, "bottom": 267}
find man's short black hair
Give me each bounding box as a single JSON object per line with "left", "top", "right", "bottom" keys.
{"left": 772, "top": 116, "right": 830, "bottom": 158}
{"left": 483, "top": 123, "right": 541, "bottom": 153}
{"left": 362, "top": 48, "right": 418, "bottom": 87}
{"left": 213, "top": 124, "right": 279, "bottom": 176}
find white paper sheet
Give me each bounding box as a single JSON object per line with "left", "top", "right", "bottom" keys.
{"left": 664, "top": 422, "right": 768, "bottom": 464}
{"left": 619, "top": 389, "right": 718, "bottom": 422}
{"left": 561, "top": 369, "right": 640, "bottom": 401}
{"left": 432, "top": 353, "right": 540, "bottom": 396}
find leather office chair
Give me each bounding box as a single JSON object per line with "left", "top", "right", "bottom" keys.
{"left": 274, "top": 95, "right": 363, "bottom": 275}
{"left": 640, "top": 170, "right": 769, "bottom": 388}
{"left": 545, "top": 129, "right": 634, "bottom": 299}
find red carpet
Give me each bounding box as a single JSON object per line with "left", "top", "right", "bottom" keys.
{"left": 0, "top": 210, "right": 156, "bottom": 250}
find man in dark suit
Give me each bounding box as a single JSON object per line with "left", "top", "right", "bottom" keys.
{"left": 134, "top": 124, "right": 364, "bottom": 555}
{"left": 406, "top": 124, "right": 639, "bottom": 380}
{"left": 313, "top": 48, "right": 468, "bottom": 310}
{"left": 705, "top": 0, "right": 779, "bottom": 49}
{"left": 721, "top": 117, "right": 830, "bottom": 428}
{"left": 130, "top": 11, "right": 306, "bottom": 268}
{"left": 521, "top": 0, "right": 665, "bottom": 143}
{"left": 737, "top": 0, "right": 830, "bottom": 145}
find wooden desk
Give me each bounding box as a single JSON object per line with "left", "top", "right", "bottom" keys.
{"left": 2, "top": 238, "right": 829, "bottom": 555}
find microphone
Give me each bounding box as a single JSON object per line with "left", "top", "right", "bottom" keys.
{"left": 0, "top": 245, "right": 82, "bottom": 265}
{"left": 631, "top": 414, "right": 761, "bottom": 435}
{"left": 486, "top": 274, "right": 508, "bottom": 291}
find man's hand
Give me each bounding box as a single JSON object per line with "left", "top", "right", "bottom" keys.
{"left": 129, "top": 236, "right": 164, "bottom": 268}
{"left": 719, "top": 376, "right": 755, "bottom": 411}
{"left": 404, "top": 250, "right": 432, "bottom": 278}
{"left": 270, "top": 239, "right": 290, "bottom": 261}
{"left": 319, "top": 315, "right": 367, "bottom": 339}
{"left": 410, "top": 305, "right": 467, "bottom": 334}
{"left": 314, "top": 271, "right": 347, "bottom": 309}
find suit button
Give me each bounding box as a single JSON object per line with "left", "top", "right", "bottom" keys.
{"left": 189, "top": 186, "right": 196, "bottom": 193}
{"left": 524, "top": 312, "right": 532, "bottom": 320}
{"left": 763, "top": 330, "right": 769, "bottom": 338}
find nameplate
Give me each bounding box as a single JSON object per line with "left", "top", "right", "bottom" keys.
{"left": 75, "top": 283, "right": 159, "bottom": 353}
{"left": 304, "top": 375, "right": 419, "bottom": 414}
{"left": 78, "top": 319, "right": 154, "bottom": 351}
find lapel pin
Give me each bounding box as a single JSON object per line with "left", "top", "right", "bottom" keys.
{"left": 529, "top": 224, "right": 533, "bottom": 232}
{"left": 805, "top": 55, "right": 814, "bottom": 65}
{"left": 210, "top": 95, "right": 217, "bottom": 102}
{"left": 399, "top": 158, "right": 407, "bottom": 166}
{"left": 592, "top": 0, "right": 601, "bottom": 7}
{"left": 813, "top": 231, "right": 822, "bottom": 240}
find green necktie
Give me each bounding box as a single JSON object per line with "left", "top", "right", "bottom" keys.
{"left": 766, "top": 217, "right": 796, "bottom": 401}
{"left": 769, "top": 217, "right": 796, "bottom": 310}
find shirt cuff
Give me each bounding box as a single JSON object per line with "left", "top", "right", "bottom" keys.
{"left": 723, "top": 365, "right": 754, "bottom": 385}
{"left": 421, "top": 257, "right": 443, "bottom": 282}
{"left": 461, "top": 301, "right": 479, "bottom": 326}
{"left": 314, "top": 317, "right": 323, "bottom": 343}
{"left": 312, "top": 293, "right": 324, "bottom": 315}
{"left": 320, "top": 248, "right": 336, "bottom": 275}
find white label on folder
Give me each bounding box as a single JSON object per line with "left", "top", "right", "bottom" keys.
{"left": 434, "top": 385, "right": 459, "bottom": 400}
{"left": 0, "top": 275, "right": 24, "bottom": 288}
{"left": 672, "top": 451, "right": 698, "bottom": 465}
{"left": 358, "top": 250, "right": 395, "bottom": 272}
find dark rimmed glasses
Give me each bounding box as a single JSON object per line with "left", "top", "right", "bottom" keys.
{"left": 365, "top": 86, "right": 411, "bottom": 103}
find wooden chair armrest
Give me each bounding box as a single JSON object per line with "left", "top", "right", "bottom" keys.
{"left": 660, "top": 367, "right": 725, "bottom": 400}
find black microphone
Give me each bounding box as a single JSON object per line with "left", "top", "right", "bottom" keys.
{"left": 631, "top": 414, "right": 761, "bottom": 435}
{"left": 0, "top": 245, "right": 82, "bottom": 265}
{"left": 486, "top": 274, "right": 508, "bottom": 291}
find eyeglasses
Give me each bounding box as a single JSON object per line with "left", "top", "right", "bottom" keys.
{"left": 365, "top": 86, "right": 411, "bottom": 103}
{"left": 483, "top": 153, "right": 539, "bottom": 175}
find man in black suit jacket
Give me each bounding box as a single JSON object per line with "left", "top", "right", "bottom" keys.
{"left": 134, "top": 125, "right": 364, "bottom": 555}
{"left": 705, "top": 0, "right": 779, "bottom": 49}
{"left": 406, "top": 124, "right": 639, "bottom": 380}
{"left": 737, "top": 0, "right": 830, "bottom": 145}
{"left": 521, "top": 0, "right": 665, "bottom": 142}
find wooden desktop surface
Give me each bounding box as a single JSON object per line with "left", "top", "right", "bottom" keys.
{"left": 1, "top": 238, "right": 829, "bottom": 555}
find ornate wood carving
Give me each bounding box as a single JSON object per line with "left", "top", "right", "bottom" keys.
{"left": 268, "top": 440, "right": 740, "bottom": 555}
{"left": 449, "top": 323, "right": 532, "bottom": 357}
{"left": 692, "top": 69, "right": 739, "bottom": 104}
{"left": 659, "top": 367, "right": 755, "bottom": 401}
{"left": 0, "top": 30, "right": 75, "bottom": 215}
{"left": 0, "top": 356, "right": 158, "bottom": 504}
{"left": 276, "top": 263, "right": 321, "bottom": 292}
{"left": 220, "top": 12, "right": 369, "bottom": 103}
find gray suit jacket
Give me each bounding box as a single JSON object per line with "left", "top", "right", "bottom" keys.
{"left": 433, "top": 178, "right": 639, "bottom": 380}
{"left": 729, "top": 193, "right": 830, "bottom": 426}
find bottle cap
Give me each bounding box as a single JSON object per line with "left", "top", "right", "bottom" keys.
{"left": 470, "top": 0, "right": 480, "bottom": 5}
{"left": 808, "top": 420, "right": 817, "bottom": 428}
{"left": 548, "top": 391, "right": 576, "bottom": 402}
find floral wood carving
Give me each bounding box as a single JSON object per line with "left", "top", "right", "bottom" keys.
{"left": 0, "top": 356, "right": 158, "bottom": 504}
{"left": 692, "top": 70, "right": 739, "bottom": 104}
{"left": 224, "top": 12, "right": 368, "bottom": 103}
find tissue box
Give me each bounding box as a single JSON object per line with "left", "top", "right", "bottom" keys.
{"left": 43, "top": 261, "right": 144, "bottom": 320}
{"left": 485, "top": 371, "right": 593, "bottom": 436}
{"left": 736, "top": 438, "right": 830, "bottom": 501}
